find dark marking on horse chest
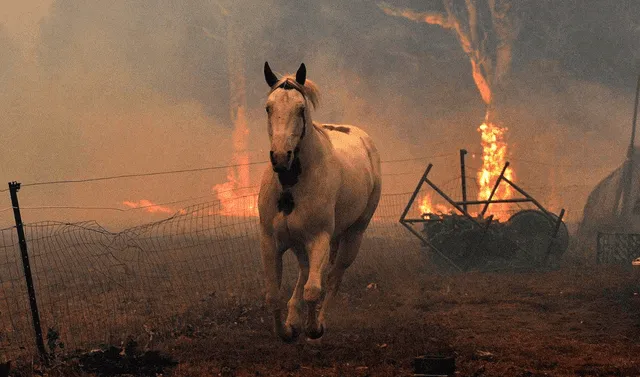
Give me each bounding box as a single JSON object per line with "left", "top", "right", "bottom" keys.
{"left": 276, "top": 156, "right": 302, "bottom": 187}
{"left": 323, "top": 125, "right": 351, "bottom": 134}
{"left": 275, "top": 156, "right": 301, "bottom": 215}
{"left": 277, "top": 191, "right": 295, "bottom": 215}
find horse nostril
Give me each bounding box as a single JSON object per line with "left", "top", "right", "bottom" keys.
{"left": 270, "top": 151, "right": 276, "bottom": 165}
{"left": 286, "top": 150, "right": 293, "bottom": 159}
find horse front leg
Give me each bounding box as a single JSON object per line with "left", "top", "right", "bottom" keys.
{"left": 260, "top": 232, "right": 291, "bottom": 342}
{"left": 304, "top": 231, "right": 331, "bottom": 339}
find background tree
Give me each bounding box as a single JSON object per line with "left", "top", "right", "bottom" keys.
{"left": 201, "top": 1, "right": 252, "bottom": 200}
{"left": 379, "top": 0, "right": 521, "bottom": 216}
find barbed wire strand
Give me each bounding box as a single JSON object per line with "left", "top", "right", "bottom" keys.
{"left": 0, "top": 153, "right": 458, "bottom": 193}
{"left": 509, "top": 157, "right": 618, "bottom": 169}
{"left": 3, "top": 182, "right": 595, "bottom": 215}
{"left": 19, "top": 161, "right": 270, "bottom": 189}
{"left": 379, "top": 152, "right": 455, "bottom": 164}
{"left": 467, "top": 149, "right": 617, "bottom": 169}
{"left": 12, "top": 185, "right": 261, "bottom": 213}
{"left": 0, "top": 152, "right": 616, "bottom": 197}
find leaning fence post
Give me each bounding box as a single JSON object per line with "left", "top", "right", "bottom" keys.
{"left": 460, "top": 149, "right": 468, "bottom": 214}
{"left": 479, "top": 162, "right": 509, "bottom": 218}
{"left": 8, "top": 182, "right": 48, "bottom": 363}
{"left": 543, "top": 208, "right": 565, "bottom": 266}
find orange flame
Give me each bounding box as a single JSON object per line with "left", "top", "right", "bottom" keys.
{"left": 419, "top": 194, "right": 433, "bottom": 216}
{"left": 419, "top": 193, "right": 450, "bottom": 217}
{"left": 211, "top": 171, "right": 259, "bottom": 217}
{"left": 477, "top": 122, "right": 514, "bottom": 220}
{"left": 124, "top": 106, "right": 259, "bottom": 218}
{"left": 210, "top": 105, "right": 259, "bottom": 217}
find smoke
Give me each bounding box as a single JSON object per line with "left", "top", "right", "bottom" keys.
{"left": 0, "top": 1, "right": 238, "bottom": 228}
{"left": 0, "top": 0, "right": 638, "bottom": 228}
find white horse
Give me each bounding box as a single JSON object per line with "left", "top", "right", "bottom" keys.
{"left": 258, "top": 62, "right": 382, "bottom": 342}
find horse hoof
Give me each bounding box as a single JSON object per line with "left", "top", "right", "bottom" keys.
{"left": 280, "top": 326, "right": 300, "bottom": 343}
{"left": 306, "top": 324, "right": 324, "bottom": 340}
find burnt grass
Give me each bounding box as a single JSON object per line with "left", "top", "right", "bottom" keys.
{"left": 11, "top": 259, "right": 640, "bottom": 377}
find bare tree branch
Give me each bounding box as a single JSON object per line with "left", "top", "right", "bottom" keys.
{"left": 442, "top": 0, "right": 471, "bottom": 56}
{"left": 377, "top": 2, "right": 452, "bottom": 28}
{"left": 200, "top": 26, "right": 225, "bottom": 42}
{"left": 378, "top": 0, "right": 518, "bottom": 109}
{"left": 488, "top": 0, "right": 518, "bottom": 88}
{"left": 465, "top": 0, "right": 480, "bottom": 49}
{"left": 489, "top": 0, "right": 520, "bottom": 46}
{"left": 441, "top": 0, "right": 492, "bottom": 105}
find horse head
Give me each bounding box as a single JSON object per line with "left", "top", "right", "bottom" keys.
{"left": 263, "top": 62, "right": 314, "bottom": 173}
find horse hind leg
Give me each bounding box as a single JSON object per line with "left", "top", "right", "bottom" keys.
{"left": 318, "top": 229, "right": 364, "bottom": 330}
{"left": 317, "top": 173, "right": 380, "bottom": 328}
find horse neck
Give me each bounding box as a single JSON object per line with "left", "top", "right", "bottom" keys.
{"left": 297, "top": 118, "right": 329, "bottom": 173}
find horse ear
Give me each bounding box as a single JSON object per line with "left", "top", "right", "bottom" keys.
{"left": 264, "top": 62, "right": 278, "bottom": 88}
{"left": 295, "top": 63, "right": 306, "bottom": 86}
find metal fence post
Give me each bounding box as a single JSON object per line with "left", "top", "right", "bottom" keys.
{"left": 460, "top": 149, "right": 468, "bottom": 213}
{"left": 543, "top": 208, "right": 565, "bottom": 266}
{"left": 8, "top": 181, "right": 48, "bottom": 363}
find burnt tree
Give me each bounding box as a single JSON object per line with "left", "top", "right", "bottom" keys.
{"left": 379, "top": 0, "right": 519, "bottom": 123}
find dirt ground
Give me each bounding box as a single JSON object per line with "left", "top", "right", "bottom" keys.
{"left": 13, "top": 256, "right": 640, "bottom": 377}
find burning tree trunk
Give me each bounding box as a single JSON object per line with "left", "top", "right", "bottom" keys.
{"left": 121, "top": 2, "right": 257, "bottom": 217}
{"left": 379, "top": 0, "right": 520, "bottom": 219}
{"left": 224, "top": 11, "right": 250, "bottom": 191}
{"left": 205, "top": 2, "right": 257, "bottom": 216}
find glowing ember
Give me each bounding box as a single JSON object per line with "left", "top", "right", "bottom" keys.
{"left": 123, "top": 199, "right": 181, "bottom": 214}
{"left": 477, "top": 121, "right": 515, "bottom": 220}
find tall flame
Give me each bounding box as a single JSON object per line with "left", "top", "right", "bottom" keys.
{"left": 211, "top": 106, "right": 259, "bottom": 217}
{"left": 211, "top": 171, "right": 259, "bottom": 217}
{"left": 477, "top": 121, "right": 514, "bottom": 220}
{"left": 123, "top": 108, "right": 259, "bottom": 218}
{"left": 419, "top": 194, "right": 434, "bottom": 216}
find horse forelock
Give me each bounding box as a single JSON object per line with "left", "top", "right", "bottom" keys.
{"left": 269, "top": 75, "right": 319, "bottom": 110}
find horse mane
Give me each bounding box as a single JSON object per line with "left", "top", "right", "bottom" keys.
{"left": 270, "top": 75, "right": 320, "bottom": 110}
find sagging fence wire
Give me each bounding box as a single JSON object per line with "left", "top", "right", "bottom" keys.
{"left": 12, "top": 186, "right": 261, "bottom": 213}
{"left": 0, "top": 161, "right": 270, "bottom": 193}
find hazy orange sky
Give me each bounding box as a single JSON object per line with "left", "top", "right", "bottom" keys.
{"left": 0, "top": 0, "right": 638, "bottom": 228}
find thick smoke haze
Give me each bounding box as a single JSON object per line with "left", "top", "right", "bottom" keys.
{"left": 0, "top": 0, "right": 638, "bottom": 228}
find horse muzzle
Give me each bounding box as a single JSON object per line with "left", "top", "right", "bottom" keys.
{"left": 270, "top": 150, "right": 293, "bottom": 172}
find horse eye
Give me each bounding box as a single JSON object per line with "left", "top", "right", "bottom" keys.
{"left": 298, "top": 108, "right": 305, "bottom": 116}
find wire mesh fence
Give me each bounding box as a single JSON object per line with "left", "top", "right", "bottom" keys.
{"left": 596, "top": 232, "right": 640, "bottom": 264}
{"left": 0, "top": 192, "right": 422, "bottom": 360}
